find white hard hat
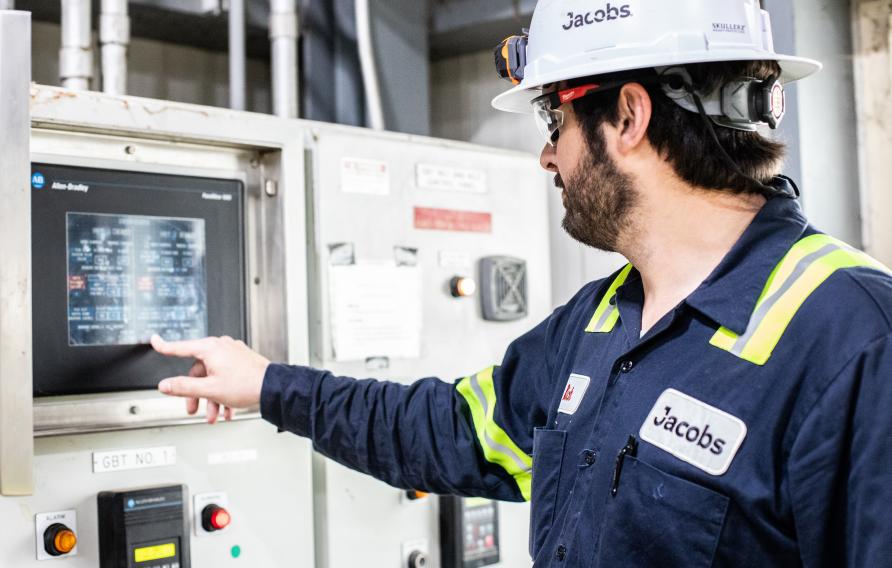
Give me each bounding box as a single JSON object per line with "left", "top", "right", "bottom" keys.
{"left": 492, "top": 0, "right": 822, "bottom": 114}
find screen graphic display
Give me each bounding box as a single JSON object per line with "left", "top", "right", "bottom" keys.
{"left": 67, "top": 213, "right": 208, "bottom": 346}
{"left": 32, "top": 162, "right": 245, "bottom": 395}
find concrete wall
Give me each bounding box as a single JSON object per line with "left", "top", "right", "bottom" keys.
{"left": 790, "top": 0, "right": 863, "bottom": 246}
{"left": 372, "top": 0, "right": 430, "bottom": 135}
{"left": 852, "top": 0, "right": 892, "bottom": 263}
{"left": 32, "top": 21, "right": 272, "bottom": 113}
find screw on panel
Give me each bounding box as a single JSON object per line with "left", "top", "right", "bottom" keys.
{"left": 124, "top": 145, "right": 137, "bottom": 155}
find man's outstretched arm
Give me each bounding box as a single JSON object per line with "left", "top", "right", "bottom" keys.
{"left": 151, "top": 312, "right": 562, "bottom": 502}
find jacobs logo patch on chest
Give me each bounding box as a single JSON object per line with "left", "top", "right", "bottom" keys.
{"left": 639, "top": 389, "right": 747, "bottom": 476}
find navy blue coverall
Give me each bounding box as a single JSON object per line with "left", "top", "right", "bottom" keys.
{"left": 261, "top": 187, "right": 892, "bottom": 567}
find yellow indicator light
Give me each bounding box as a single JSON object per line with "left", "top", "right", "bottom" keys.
{"left": 134, "top": 542, "right": 176, "bottom": 563}
{"left": 450, "top": 276, "right": 478, "bottom": 298}
{"left": 54, "top": 530, "right": 77, "bottom": 554}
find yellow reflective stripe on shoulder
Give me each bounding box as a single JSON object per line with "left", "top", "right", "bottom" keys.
{"left": 585, "top": 264, "right": 634, "bottom": 333}
{"left": 711, "top": 234, "right": 891, "bottom": 365}
{"left": 456, "top": 366, "right": 532, "bottom": 501}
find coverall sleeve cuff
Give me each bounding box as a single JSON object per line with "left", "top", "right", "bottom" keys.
{"left": 260, "top": 363, "right": 323, "bottom": 437}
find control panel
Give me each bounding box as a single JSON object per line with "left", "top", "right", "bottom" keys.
{"left": 440, "top": 497, "right": 501, "bottom": 568}
{"left": 1, "top": 84, "right": 314, "bottom": 567}
{"left": 98, "top": 485, "right": 190, "bottom": 568}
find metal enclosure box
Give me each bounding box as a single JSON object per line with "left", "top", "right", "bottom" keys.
{"left": 0, "top": 84, "right": 315, "bottom": 567}
{"left": 306, "top": 127, "right": 550, "bottom": 568}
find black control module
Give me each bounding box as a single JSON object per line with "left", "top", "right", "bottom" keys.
{"left": 98, "top": 485, "right": 190, "bottom": 568}
{"left": 440, "top": 496, "right": 501, "bottom": 568}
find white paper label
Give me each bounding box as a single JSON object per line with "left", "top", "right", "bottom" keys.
{"left": 416, "top": 163, "right": 488, "bottom": 194}
{"left": 639, "top": 389, "right": 747, "bottom": 476}
{"left": 92, "top": 446, "right": 177, "bottom": 473}
{"left": 208, "top": 449, "right": 259, "bottom": 465}
{"left": 329, "top": 262, "right": 423, "bottom": 361}
{"left": 438, "top": 250, "right": 472, "bottom": 269}
{"left": 341, "top": 158, "right": 390, "bottom": 196}
{"left": 558, "top": 374, "right": 591, "bottom": 415}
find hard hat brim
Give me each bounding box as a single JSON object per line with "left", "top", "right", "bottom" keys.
{"left": 491, "top": 53, "right": 823, "bottom": 114}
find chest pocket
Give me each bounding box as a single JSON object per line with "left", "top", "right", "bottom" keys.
{"left": 595, "top": 456, "right": 729, "bottom": 568}
{"left": 529, "top": 427, "right": 567, "bottom": 559}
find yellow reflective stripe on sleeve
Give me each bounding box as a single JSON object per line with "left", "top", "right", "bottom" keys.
{"left": 710, "top": 234, "right": 890, "bottom": 365}
{"left": 456, "top": 366, "right": 533, "bottom": 501}
{"left": 585, "top": 264, "right": 634, "bottom": 333}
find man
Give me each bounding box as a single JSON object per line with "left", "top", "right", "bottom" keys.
{"left": 153, "top": 1, "right": 892, "bottom": 565}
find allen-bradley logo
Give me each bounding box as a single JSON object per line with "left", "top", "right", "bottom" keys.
{"left": 562, "top": 3, "right": 632, "bottom": 30}
{"left": 712, "top": 22, "right": 747, "bottom": 34}
{"left": 52, "top": 181, "right": 90, "bottom": 193}
{"left": 31, "top": 172, "right": 46, "bottom": 189}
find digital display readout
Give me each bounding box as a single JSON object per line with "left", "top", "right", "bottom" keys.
{"left": 66, "top": 213, "right": 208, "bottom": 346}
{"left": 133, "top": 542, "right": 177, "bottom": 563}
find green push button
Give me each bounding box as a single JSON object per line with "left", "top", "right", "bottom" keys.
{"left": 231, "top": 545, "right": 242, "bottom": 559}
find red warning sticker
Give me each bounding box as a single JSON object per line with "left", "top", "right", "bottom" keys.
{"left": 414, "top": 207, "right": 492, "bottom": 233}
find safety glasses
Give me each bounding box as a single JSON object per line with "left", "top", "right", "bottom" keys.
{"left": 532, "top": 76, "right": 671, "bottom": 146}
{"left": 531, "top": 82, "right": 626, "bottom": 147}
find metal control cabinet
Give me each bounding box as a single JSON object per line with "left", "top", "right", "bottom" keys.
{"left": 306, "top": 128, "right": 550, "bottom": 568}
{"left": 0, "top": 80, "right": 315, "bottom": 566}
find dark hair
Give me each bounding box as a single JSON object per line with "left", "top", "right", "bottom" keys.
{"left": 569, "top": 60, "right": 785, "bottom": 195}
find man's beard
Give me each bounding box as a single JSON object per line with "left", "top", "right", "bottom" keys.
{"left": 557, "top": 134, "right": 637, "bottom": 253}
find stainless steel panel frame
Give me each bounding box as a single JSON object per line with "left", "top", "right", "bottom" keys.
{"left": 24, "top": 86, "right": 311, "bottom": 437}
{"left": 0, "top": 10, "right": 33, "bottom": 496}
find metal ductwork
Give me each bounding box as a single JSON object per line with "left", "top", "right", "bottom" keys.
{"left": 60, "top": 0, "right": 94, "bottom": 90}
{"left": 269, "top": 0, "right": 298, "bottom": 118}
{"left": 100, "top": 0, "right": 130, "bottom": 95}
{"left": 229, "top": 0, "right": 246, "bottom": 110}
{"left": 355, "top": 0, "right": 384, "bottom": 130}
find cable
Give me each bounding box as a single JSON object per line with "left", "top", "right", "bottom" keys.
{"left": 685, "top": 83, "right": 797, "bottom": 199}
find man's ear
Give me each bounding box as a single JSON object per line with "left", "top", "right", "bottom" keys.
{"left": 613, "top": 83, "right": 653, "bottom": 155}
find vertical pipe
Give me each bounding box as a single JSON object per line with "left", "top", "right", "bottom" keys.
{"left": 270, "top": 0, "right": 299, "bottom": 118}
{"left": 100, "top": 0, "right": 129, "bottom": 95}
{"left": 0, "top": 2, "right": 15, "bottom": 10}
{"left": 355, "top": 0, "right": 385, "bottom": 130}
{"left": 229, "top": 0, "right": 246, "bottom": 110}
{"left": 60, "top": 0, "right": 93, "bottom": 90}
{"left": 0, "top": 9, "right": 34, "bottom": 496}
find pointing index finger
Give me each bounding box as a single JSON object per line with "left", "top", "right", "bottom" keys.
{"left": 151, "top": 335, "right": 215, "bottom": 359}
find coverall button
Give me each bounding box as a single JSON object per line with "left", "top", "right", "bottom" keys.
{"left": 555, "top": 544, "right": 567, "bottom": 561}
{"left": 620, "top": 360, "right": 634, "bottom": 373}
{"left": 583, "top": 450, "right": 596, "bottom": 466}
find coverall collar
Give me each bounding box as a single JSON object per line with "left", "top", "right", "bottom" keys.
{"left": 683, "top": 178, "right": 809, "bottom": 336}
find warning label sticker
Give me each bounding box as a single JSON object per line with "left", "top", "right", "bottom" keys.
{"left": 414, "top": 207, "right": 492, "bottom": 233}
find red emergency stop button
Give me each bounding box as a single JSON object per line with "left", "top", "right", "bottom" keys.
{"left": 201, "top": 505, "right": 231, "bottom": 532}
{"left": 44, "top": 523, "right": 77, "bottom": 556}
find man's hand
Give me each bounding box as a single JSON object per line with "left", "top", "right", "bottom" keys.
{"left": 151, "top": 335, "right": 270, "bottom": 424}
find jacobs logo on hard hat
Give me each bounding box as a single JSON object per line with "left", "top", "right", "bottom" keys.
{"left": 492, "top": 0, "right": 822, "bottom": 115}
{"left": 562, "top": 4, "right": 632, "bottom": 30}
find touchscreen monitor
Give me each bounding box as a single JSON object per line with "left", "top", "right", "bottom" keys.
{"left": 31, "top": 163, "right": 245, "bottom": 396}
